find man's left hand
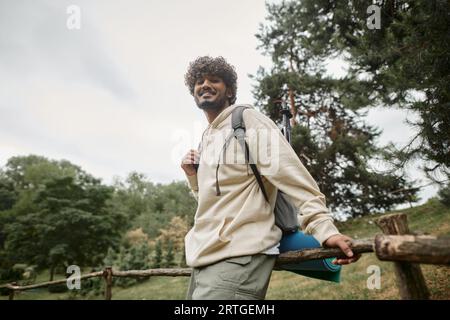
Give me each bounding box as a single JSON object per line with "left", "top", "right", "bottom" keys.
{"left": 323, "top": 234, "right": 361, "bottom": 265}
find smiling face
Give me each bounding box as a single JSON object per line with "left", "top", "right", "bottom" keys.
{"left": 193, "top": 75, "right": 231, "bottom": 111}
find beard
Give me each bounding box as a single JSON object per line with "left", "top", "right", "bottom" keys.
{"left": 195, "top": 93, "right": 228, "bottom": 111}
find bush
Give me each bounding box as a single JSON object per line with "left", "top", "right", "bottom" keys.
{"left": 0, "top": 287, "right": 10, "bottom": 296}
{"left": 0, "top": 264, "right": 23, "bottom": 296}
{"left": 438, "top": 183, "right": 450, "bottom": 207}
{"left": 103, "top": 241, "right": 152, "bottom": 288}
{"left": 48, "top": 283, "right": 68, "bottom": 293}
{"left": 0, "top": 265, "right": 23, "bottom": 283}
{"left": 78, "top": 274, "right": 103, "bottom": 297}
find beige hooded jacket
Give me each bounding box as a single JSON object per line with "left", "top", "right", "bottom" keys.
{"left": 184, "top": 104, "right": 341, "bottom": 267}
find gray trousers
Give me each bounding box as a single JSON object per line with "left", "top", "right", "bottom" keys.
{"left": 186, "top": 254, "right": 276, "bottom": 300}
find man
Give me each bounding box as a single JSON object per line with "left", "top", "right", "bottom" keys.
{"left": 181, "top": 56, "right": 360, "bottom": 300}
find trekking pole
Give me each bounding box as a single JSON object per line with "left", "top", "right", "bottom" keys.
{"left": 280, "top": 99, "right": 292, "bottom": 144}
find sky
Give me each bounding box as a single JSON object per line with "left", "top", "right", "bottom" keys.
{"left": 0, "top": 0, "right": 438, "bottom": 206}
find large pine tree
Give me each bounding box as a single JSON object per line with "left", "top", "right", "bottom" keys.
{"left": 256, "top": 0, "right": 449, "bottom": 183}
{"left": 253, "top": 0, "right": 419, "bottom": 217}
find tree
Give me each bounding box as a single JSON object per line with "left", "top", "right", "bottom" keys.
{"left": 0, "top": 170, "right": 17, "bottom": 255}
{"left": 164, "top": 240, "right": 176, "bottom": 268}
{"left": 2, "top": 156, "right": 127, "bottom": 280}
{"left": 111, "top": 172, "right": 157, "bottom": 223}
{"left": 0, "top": 169, "right": 17, "bottom": 211}
{"left": 3, "top": 155, "right": 96, "bottom": 192}
{"left": 156, "top": 216, "right": 189, "bottom": 255}
{"left": 253, "top": 0, "right": 418, "bottom": 217}
{"left": 101, "top": 241, "right": 151, "bottom": 288}
{"left": 125, "top": 227, "right": 149, "bottom": 245}
{"left": 153, "top": 240, "right": 163, "bottom": 269}
{"left": 111, "top": 173, "right": 196, "bottom": 238}
{"left": 438, "top": 183, "right": 450, "bottom": 207}
{"left": 259, "top": 0, "right": 449, "bottom": 183}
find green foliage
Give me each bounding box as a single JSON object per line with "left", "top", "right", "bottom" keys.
{"left": 153, "top": 240, "right": 162, "bottom": 269}
{"left": 47, "top": 283, "right": 69, "bottom": 293}
{"left": 111, "top": 172, "right": 156, "bottom": 223}
{"left": 438, "top": 183, "right": 450, "bottom": 207}
{"left": 257, "top": 0, "right": 449, "bottom": 181}
{"left": 0, "top": 155, "right": 197, "bottom": 287}
{"left": 254, "top": 1, "right": 418, "bottom": 217}
{"left": 0, "top": 170, "right": 17, "bottom": 211}
{"left": 0, "top": 155, "right": 127, "bottom": 280}
{"left": 4, "top": 176, "right": 126, "bottom": 274}
{"left": 164, "top": 240, "right": 175, "bottom": 268}
{"left": 103, "top": 241, "right": 152, "bottom": 288}
{"left": 0, "top": 261, "right": 22, "bottom": 283}
{"left": 3, "top": 200, "right": 449, "bottom": 300}
{"left": 180, "top": 247, "right": 187, "bottom": 268}
{"left": 111, "top": 173, "right": 196, "bottom": 238}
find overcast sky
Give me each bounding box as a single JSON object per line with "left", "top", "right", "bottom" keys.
{"left": 0, "top": 0, "right": 438, "bottom": 206}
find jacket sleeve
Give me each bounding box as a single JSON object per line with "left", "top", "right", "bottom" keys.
{"left": 185, "top": 173, "right": 199, "bottom": 202}
{"left": 244, "top": 109, "right": 341, "bottom": 245}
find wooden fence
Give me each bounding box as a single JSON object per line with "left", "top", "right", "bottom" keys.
{"left": 2, "top": 213, "right": 449, "bottom": 300}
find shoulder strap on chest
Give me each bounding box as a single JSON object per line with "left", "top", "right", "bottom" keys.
{"left": 230, "top": 105, "right": 269, "bottom": 203}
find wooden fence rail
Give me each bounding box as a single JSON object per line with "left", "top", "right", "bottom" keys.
{"left": 2, "top": 213, "right": 449, "bottom": 300}
{"left": 375, "top": 234, "right": 450, "bottom": 265}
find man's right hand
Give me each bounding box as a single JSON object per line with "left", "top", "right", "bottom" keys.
{"left": 181, "top": 149, "right": 199, "bottom": 176}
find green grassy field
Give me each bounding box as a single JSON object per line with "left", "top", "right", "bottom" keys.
{"left": 3, "top": 199, "right": 449, "bottom": 300}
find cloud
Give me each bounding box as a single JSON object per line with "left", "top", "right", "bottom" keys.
{"left": 0, "top": 0, "right": 135, "bottom": 100}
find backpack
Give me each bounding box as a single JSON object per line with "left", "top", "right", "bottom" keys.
{"left": 227, "top": 105, "right": 299, "bottom": 234}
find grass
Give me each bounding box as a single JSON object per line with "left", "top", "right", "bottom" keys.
{"left": 2, "top": 199, "right": 449, "bottom": 300}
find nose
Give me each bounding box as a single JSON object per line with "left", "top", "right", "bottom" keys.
{"left": 201, "top": 79, "right": 212, "bottom": 88}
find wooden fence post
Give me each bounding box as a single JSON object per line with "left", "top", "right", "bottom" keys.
{"left": 103, "top": 267, "right": 113, "bottom": 300}
{"left": 8, "top": 282, "right": 17, "bottom": 300}
{"left": 375, "top": 213, "right": 430, "bottom": 299}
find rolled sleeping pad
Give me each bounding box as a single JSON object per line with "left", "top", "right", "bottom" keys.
{"left": 278, "top": 230, "right": 341, "bottom": 283}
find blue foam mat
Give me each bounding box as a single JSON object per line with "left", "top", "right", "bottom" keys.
{"left": 278, "top": 231, "right": 341, "bottom": 283}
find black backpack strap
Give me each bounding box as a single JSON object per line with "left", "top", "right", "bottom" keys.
{"left": 214, "top": 105, "right": 270, "bottom": 203}
{"left": 231, "top": 106, "right": 270, "bottom": 203}
{"left": 247, "top": 144, "right": 270, "bottom": 203}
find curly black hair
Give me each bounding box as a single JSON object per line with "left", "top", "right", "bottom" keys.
{"left": 184, "top": 56, "right": 238, "bottom": 105}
